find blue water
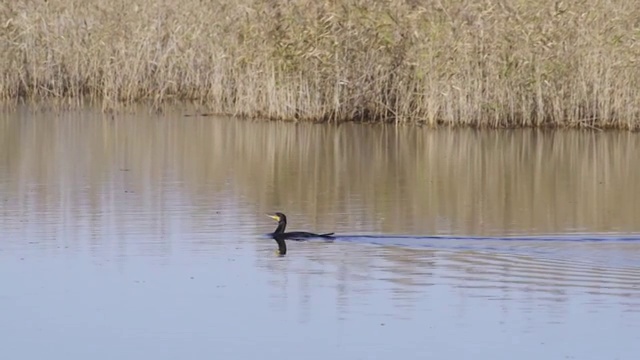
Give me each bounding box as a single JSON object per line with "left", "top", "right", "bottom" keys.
{"left": 1, "top": 110, "right": 640, "bottom": 360}
{"left": 4, "top": 230, "right": 639, "bottom": 360}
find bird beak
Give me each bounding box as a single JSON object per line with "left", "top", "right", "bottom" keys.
{"left": 266, "top": 214, "right": 280, "bottom": 221}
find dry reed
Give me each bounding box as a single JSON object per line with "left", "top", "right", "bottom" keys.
{"left": 1, "top": 0, "right": 640, "bottom": 129}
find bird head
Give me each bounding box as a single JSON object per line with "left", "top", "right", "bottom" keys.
{"left": 267, "top": 212, "right": 286, "bottom": 222}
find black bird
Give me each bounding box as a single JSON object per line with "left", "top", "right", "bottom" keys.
{"left": 267, "top": 212, "right": 334, "bottom": 255}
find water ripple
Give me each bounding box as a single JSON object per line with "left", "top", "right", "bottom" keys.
{"left": 317, "top": 234, "right": 640, "bottom": 301}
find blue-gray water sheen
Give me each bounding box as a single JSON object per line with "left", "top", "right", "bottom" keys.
{"left": 1, "top": 105, "right": 640, "bottom": 360}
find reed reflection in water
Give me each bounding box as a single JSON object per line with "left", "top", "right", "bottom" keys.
{"left": 0, "top": 106, "right": 639, "bottom": 360}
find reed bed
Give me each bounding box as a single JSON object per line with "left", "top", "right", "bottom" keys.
{"left": 1, "top": 0, "right": 640, "bottom": 128}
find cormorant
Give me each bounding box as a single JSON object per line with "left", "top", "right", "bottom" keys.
{"left": 267, "top": 212, "right": 335, "bottom": 255}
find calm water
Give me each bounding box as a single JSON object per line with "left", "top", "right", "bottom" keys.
{"left": 1, "top": 106, "right": 640, "bottom": 359}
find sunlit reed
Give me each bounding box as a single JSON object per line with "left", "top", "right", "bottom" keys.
{"left": 1, "top": 1, "right": 640, "bottom": 129}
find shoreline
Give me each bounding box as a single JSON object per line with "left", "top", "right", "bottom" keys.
{"left": 3, "top": 100, "right": 638, "bottom": 132}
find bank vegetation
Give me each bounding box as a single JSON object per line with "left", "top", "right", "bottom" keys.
{"left": 1, "top": 0, "right": 639, "bottom": 129}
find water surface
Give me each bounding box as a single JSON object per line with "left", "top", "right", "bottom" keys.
{"left": 1, "top": 106, "right": 639, "bottom": 359}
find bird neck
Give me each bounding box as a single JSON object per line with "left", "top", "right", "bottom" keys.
{"left": 274, "top": 221, "right": 286, "bottom": 234}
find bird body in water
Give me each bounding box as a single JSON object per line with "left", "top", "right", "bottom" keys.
{"left": 267, "top": 212, "right": 334, "bottom": 255}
